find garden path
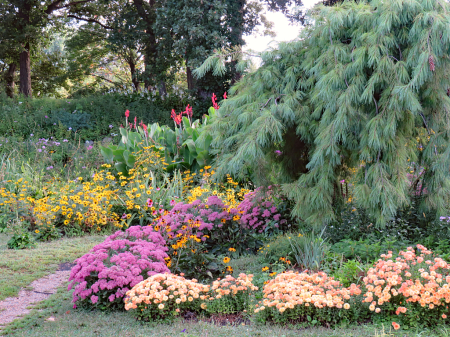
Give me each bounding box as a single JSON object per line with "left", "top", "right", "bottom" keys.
{"left": 0, "top": 265, "right": 72, "bottom": 331}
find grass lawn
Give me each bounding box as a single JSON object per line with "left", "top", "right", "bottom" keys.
{"left": 0, "top": 233, "right": 105, "bottom": 301}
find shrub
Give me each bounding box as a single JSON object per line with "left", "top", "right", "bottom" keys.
{"left": 0, "top": 92, "right": 175, "bottom": 142}
{"left": 362, "top": 244, "right": 450, "bottom": 328}
{"left": 154, "top": 191, "right": 286, "bottom": 257}
{"left": 124, "top": 273, "right": 210, "bottom": 321}
{"left": 204, "top": 273, "right": 258, "bottom": 314}
{"left": 68, "top": 226, "right": 169, "bottom": 310}
{"left": 255, "top": 271, "right": 365, "bottom": 326}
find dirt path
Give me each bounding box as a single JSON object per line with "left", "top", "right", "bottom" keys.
{"left": 0, "top": 263, "right": 73, "bottom": 330}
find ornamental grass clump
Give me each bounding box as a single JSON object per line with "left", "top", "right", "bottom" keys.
{"left": 204, "top": 273, "right": 258, "bottom": 314}
{"left": 255, "top": 271, "right": 364, "bottom": 325}
{"left": 362, "top": 244, "right": 450, "bottom": 328}
{"left": 124, "top": 273, "right": 210, "bottom": 321}
{"left": 68, "top": 226, "right": 169, "bottom": 310}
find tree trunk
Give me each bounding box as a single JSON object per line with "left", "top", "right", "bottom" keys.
{"left": 19, "top": 43, "right": 32, "bottom": 97}
{"left": 129, "top": 60, "right": 139, "bottom": 92}
{"left": 5, "top": 63, "right": 16, "bottom": 98}
{"left": 133, "top": 0, "right": 158, "bottom": 87}
{"left": 186, "top": 65, "right": 195, "bottom": 91}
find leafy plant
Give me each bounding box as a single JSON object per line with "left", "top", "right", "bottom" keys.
{"left": 7, "top": 232, "right": 36, "bottom": 250}
{"left": 332, "top": 260, "right": 368, "bottom": 287}
{"left": 100, "top": 104, "right": 217, "bottom": 176}
{"left": 330, "top": 239, "right": 409, "bottom": 263}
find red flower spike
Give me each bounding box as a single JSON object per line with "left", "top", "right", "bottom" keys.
{"left": 125, "top": 109, "right": 130, "bottom": 118}
{"left": 223, "top": 92, "right": 227, "bottom": 99}
{"left": 185, "top": 104, "right": 193, "bottom": 117}
{"left": 212, "top": 93, "right": 219, "bottom": 110}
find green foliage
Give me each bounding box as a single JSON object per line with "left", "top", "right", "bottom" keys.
{"left": 330, "top": 238, "right": 408, "bottom": 263}
{"left": 199, "top": 0, "right": 450, "bottom": 229}
{"left": 6, "top": 221, "right": 36, "bottom": 250}
{"left": 332, "top": 259, "right": 368, "bottom": 287}
{"left": 0, "top": 93, "right": 173, "bottom": 142}
{"left": 7, "top": 233, "right": 35, "bottom": 250}
{"left": 170, "top": 244, "right": 225, "bottom": 282}
{"left": 258, "top": 233, "right": 298, "bottom": 265}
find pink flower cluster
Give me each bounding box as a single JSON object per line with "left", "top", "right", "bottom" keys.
{"left": 237, "top": 189, "right": 284, "bottom": 232}
{"left": 154, "top": 195, "right": 235, "bottom": 242}
{"left": 68, "top": 226, "right": 169, "bottom": 309}
{"left": 155, "top": 191, "right": 284, "bottom": 238}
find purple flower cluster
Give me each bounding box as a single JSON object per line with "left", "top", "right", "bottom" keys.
{"left": 153, "top": 191, "right": 285, "bottom": 246}
{"left": 237, "top": 188, "right": 285, "bottom": 232}
{"left": 68, "top": 226, "right": 169, "bottom": 310}
{"left": 155, "top": 195, "right": 236, "bottom": 241}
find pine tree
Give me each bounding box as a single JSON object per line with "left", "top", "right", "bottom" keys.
{"left": 195, "top": 0, "right": 450, "bottom": 228}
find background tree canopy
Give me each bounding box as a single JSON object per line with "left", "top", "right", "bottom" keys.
{"left": 196, "top": 0, "right": 450, "bottom": 228}
{"left": 0, "top": 0, "right": 304, "bottom": 101}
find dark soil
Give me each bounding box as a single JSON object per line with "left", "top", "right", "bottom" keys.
{"left": 57, "top": 262, "right": 76, "bottom": 271}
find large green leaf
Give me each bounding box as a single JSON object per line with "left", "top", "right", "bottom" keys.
{"left": 115, "top": 162, "right": 128, "bottom": 176}
{"left": 112, "top": 149, "right": 125, "bottom": 163}
{"left": 123, "top": 150, "right": 136, "bottom": 168}
{"left": 99, "top": 146, "right": 114, "bottom": 164}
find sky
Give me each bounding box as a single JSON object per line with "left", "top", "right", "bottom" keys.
{"left": 244, "top": 0, "right": 322, "bottom": 53}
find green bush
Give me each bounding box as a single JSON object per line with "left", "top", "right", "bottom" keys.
{"left": 330, "top": 238, "right": 410, "bottom": 263}
{"left": 332, "top": 260, "right": 369, "bottom": 287}
{"left": 0, "top": 91, "right": 186, "bottom": 142}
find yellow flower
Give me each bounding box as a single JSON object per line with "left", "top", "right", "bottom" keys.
{"left": 228, "top": 247, "right": 236, "bottom": 252}
{"left": 262, "top": 266, "right": 269, "bottom": 272}
{"left": 35, "top": 230, "right": 40, "bottom": 233}
{"left": 223, "top": 257, "right": 231, "bottom": 264}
